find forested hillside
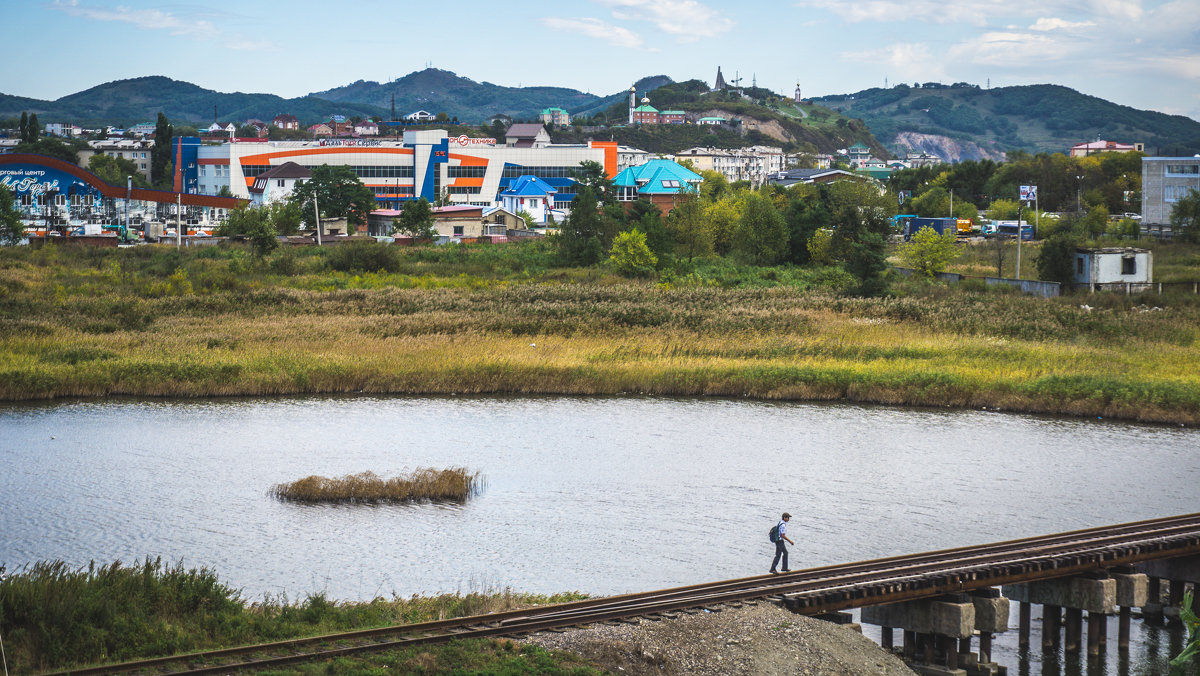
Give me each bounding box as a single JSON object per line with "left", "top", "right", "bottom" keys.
{"left": 815, "top": 83, "right": 1200, "bottom": 157}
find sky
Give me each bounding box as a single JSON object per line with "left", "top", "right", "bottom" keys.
{"left": 3, "top": 0, "right": 1199, "bottom": 122}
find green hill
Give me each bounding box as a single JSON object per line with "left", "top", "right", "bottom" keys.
{"left": 311, "top": 68, "right": 614, "bottom": 122}
{"left": 813, "top": 83, "right": 1200, "bottom": 158}
{"left": 0, "top": 76, "right": 385, "bottom": 128}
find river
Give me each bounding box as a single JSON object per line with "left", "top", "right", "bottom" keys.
{"left": 2, "top": 395, "right": 1196, "bottom": 674}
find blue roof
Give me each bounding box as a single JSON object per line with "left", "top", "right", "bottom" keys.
{"left": 612, "top": 159, "right": 702, "bottom": 195}
{"left": 502, "top": 175, "right": 557, "bottom": 197}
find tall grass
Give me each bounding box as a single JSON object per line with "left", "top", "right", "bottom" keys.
{"left": 270, "top": 468, "right": 483, "bottom": 504}
{"left": 0, "top": 558, "right": 586, "bottom": 672}
{"left": 2, "top": 244, "right": 1198, "bottom": 423}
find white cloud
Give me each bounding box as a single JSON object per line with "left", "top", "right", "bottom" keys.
{"left": 598, "top": 0, "right": 734, "bottom": 41}
{"left": 948, "top": 30, "right": 1074, "bottom": 66}
{"left": 541, "top": 17, "right": 645, "bottom": 48}
{"left": 49, "top": 0, "right": 278, "bottom": 51}
{"left": 1029, "top": 17, "right": 1097, "bottom": 31}
{"left": 845, "top": 43, "right": 946, "bottom": 82}
{"left": 50, "top": 0, "right": 219, "bottom": 38}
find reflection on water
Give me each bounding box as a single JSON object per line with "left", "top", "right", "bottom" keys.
{"left": 2, "top": 395, "right": 1197, "bottom": 674}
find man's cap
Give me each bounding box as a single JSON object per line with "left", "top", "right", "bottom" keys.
{"left": 782, "top": 512, "right": 791, "bottom": 519}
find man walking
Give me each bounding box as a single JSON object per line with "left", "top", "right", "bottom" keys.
{"left": 770, "top": 512, "right": 794, "bottom": 574}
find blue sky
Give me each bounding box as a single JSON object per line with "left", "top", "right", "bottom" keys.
{"left": 4, "top": 0, "right": 1199, "bottom": 122}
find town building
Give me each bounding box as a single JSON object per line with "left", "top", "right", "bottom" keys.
{"left": 617, "top": 145, "right": 651, "bottom": 172}
{"left": 77, "top": 139, "right": 155, "bottom": 181}
{"left": 128, "top": 122, "right": 156, "bottom": 137}
{"left": 767, "top": 168, "right": 875, "bottom": 188}
{"left": 845, "top": 142, "right": 873, "bottom": 168}
{"left": 177, "top": 129, "right": 619, "bottom": 213}
{"left": 500, "top": 175, "right": 560, "bottom": 225}
{"left": 673, "top": 146, "right": 785, "bottom": 186}
{"left": 1073, "top": 247, "right": 1153, "bottom": 289}
{"left": 1141, "top": 156, "right": 1200, "bottom": 236}
{"left": 632, "top": 96, "right": 660, "bottom": 124}
{"left": 660, "top": 110, "right": 686, "bottom": 124}
{"left": 273, "top": 114, "right": 300, "bottom": 130}
{"left": 540, "top": 107, "right": 571, "bottom": 126}
{"left": 44, "top": 123, "right": 83, "bottom": 138}
{"left": 247, "top": 161, "right": 310, "bottom": 206}
{"left": 697, "top": 116, "right": 726, "bottom": 126}
{"left": 354, "top": 120, "right": 380, "bottom": 136}
{"left": 611, "top": 159, "right": 702, "bottom": 214}
{"left": 1070, "top": 139, "right": 1144, "bottom": 157}
{"left": 505, "top": 124, "right": 551, "bottom": 149}
{"left": 308, "top": 123, "right": 333, "bottom": 137}
{"left": 405, "top": 111, "right": 435, "bottom": 122}
{"left": 905, "top": 151, "right": 941, "bottom": 168}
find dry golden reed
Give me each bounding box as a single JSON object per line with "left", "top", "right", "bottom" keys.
{"left": 270, "top": 468, "right": 482, "bottom": 504}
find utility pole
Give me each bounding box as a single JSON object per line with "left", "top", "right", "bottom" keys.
{"left": 313, "top": 192, "right": 322, "bottom": 246}
{"left": 176, "top": 192, "right": 181, "bottom": 248}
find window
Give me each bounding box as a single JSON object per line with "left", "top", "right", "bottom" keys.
{"left": 447, "top": 165, "right": 486, "bottom": 178}
{"left": 277, "top": 179, "right": 285, "bottom": 187}
{"left": 1165, "top": 164, "right": 1200, "bottom": 176}
{"left": 453, "top": 225, "right": 464, "bottom": 236}
{"left": 1122, "top": 257, "right": 1136, "bottom": 275}
{"left": 1164, "top": 185, "right": 1195, "bottom": 202}
{"left": 661, "top": 180, "right": 680, "bottom": 188}
{"left": 1076, "top": 258, "right": 1084, "bottom": 275}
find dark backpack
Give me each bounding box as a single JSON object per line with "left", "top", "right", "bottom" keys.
{"left": 769, "top": 524, "right": 780, "bottom": 543}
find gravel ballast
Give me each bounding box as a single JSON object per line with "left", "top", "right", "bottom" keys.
{"left": 523, "top": 601, "right": 917, "bottom": 675}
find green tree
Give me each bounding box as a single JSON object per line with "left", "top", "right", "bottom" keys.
{"left": 151, "top": 112, "right": 174, "bottom": 188}
{"left": 1078, "top": 205, "right": 1109, "bottom": 239}
{"left": 289, "top": 165, "right": 376, "bottom": 229}
{"left": 269, "top": 200, "right": 303, "bottom": 235}
{"left": 18, "top": 112, "right": 27, "bottom": 143}
{"left": 900, "top": 226, "right": 959, "bottom": 278}
{"left": 845, "top": 232, "right": 889, "bottom": 296}
{"left": 219, "top": 206, "right": 279, "bottom": 258}
{"left": 1170, "top": 189, "right": 1200, "bottom": 244}
{"left": 0, "top": 184, "right": 26, "bottom": 245}
{"left": 911, "top": 186, "right": 949, "bottom": 218}
{"left": 608, "top": 228, "right": 658, "bottom": 277}
{"left": 734, "top": 192, "right": 787, "bottom": 265}
{"left": 87, "top": 154, "right": 152, "bottom": 188}
{"left": 1036, "top": 232, "right": 1077, "bottom": 286}
{"left": 705, "top": 196, "right": 741, "bottom": 256}
{"left": 666, "top": 196, "right": 712, "bottom": 262}
{"left": 14, "top": 137, "right": 81, "bottom": 164}
{"left": 574, "top": 160, "right": 615, "bottom": 205}
{"left": 557, "top": 186, "right": 604, "bottom": 265}
{"left": 699, "top": 170, "right": 729, "bottom": 203}
{"left": 516, "top": 209, "right": 537, "bottom": 228}
{"left": 26, "top": 113, "right": 39, "bottom": 142}
{"left": 392, "top": 198, "right": 435, "bottom": 238}
{"left": 782, "top": 193, "right": 829, "bottom": 265}
{"left": 986, "top": 199, "right": 1021, "bottom": 221}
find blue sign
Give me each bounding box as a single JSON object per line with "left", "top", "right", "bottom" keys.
{"left": 0, "top": 163, "right": 99, "bottom": 199}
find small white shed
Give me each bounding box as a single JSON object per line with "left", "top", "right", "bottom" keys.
{"left": 1073, "top": 247, "right": 1153, "bottom": 286}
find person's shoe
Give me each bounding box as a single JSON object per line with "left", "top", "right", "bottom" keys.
{"left": 770, "top": 570, "right": 779, "bottom": 574}
{"left": 781, "top": 569, "right": 790, "bottom": 573}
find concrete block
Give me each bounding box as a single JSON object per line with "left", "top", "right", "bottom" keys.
{"left": 861, "top": 599, "right": 975, "bottom": 639}
{"left": 1003, "top": 577, "right": 1115, "bottom": 615}
{"left": 971, "top": 595, "right": 1010, "bottom": 634}
{"left": 1136, "top": 554, "right": 1200, "bottom": 584}
{"left": 1112, "top": 573, "right": 1148, "bottom": 608}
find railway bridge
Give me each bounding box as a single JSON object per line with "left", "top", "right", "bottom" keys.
{"left": 54, "top": 513, "right": 1200, "bottom": 676}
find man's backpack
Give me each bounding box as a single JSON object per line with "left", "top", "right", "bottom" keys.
{"left": 769, "top": 524, "right": 780, "bottom": 543}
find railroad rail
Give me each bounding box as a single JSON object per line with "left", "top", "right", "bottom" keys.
{"left": 51, "top": 512, "right": 1200, "bottom": 675}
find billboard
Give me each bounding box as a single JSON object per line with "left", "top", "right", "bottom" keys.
{"left": 1020, "top": 185, "right": 1037, "bottom": 202}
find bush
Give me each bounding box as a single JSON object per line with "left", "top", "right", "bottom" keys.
{"left": 608, "top": 229, "right": 658, "bottom": 277}
{"left": 325, "top": 240, "right": 401, "bottom": 273}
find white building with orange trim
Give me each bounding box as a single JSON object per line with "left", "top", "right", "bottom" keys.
{"left": 187, "top": 129, "right": 618, "bottom": 211}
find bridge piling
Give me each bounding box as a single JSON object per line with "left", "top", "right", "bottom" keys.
{"left": 1018, "top": 602, "right": 1031, "bottom": 648}
{"left": 1064, "top": 607, "right": 1082, "bottom": 651}
{"left": 1137, "top": 554, "right": 1200, "bottom": 625}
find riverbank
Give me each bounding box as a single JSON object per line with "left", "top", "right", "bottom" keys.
{"left": 1, "top": 243, "right": 1198, "bottom": 424}
{"left": 0, "top": 559, "right": 909, "bottom": 675}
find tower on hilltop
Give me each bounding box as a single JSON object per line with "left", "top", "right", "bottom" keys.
{"left": 794, "top": 82, "right": 802, "bottom": 103}
{"left": 628, "top": 85, "right": 636, "bottom": 124}
{"left": 715, "top": 66, "right": 726, "bottom": 90}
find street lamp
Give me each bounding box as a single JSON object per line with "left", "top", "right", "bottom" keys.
{"left": 125, "top": 175, "right": 132, "bottom": 236}
{"left": 1075, "top": 174, "right": 1084, "bottom": 212}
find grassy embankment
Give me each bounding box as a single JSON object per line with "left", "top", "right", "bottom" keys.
{"left": 0, "top": 558, "right": 598, "bottom": 674}
{"left": 0, "top": 240, "right": 1198, "bottom": 424}
{"left": 271, "top": 468, "right": 482, "bottom": 504}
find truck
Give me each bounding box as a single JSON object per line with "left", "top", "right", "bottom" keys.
{"left": 896, "top": 216, "right": 957, "bottom": 241}
{"left": 985, "top": 220, "right": 1034, "bottom": 241}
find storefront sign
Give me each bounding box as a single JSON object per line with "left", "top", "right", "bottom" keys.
{"left": 0, "top": 168, "right": 62, "bottom": 197}
{"left": 318, "top": 139, "right": 384, "bottom": 147}
{"left": 449, "top": 135, "right": 496, "bottom": 146}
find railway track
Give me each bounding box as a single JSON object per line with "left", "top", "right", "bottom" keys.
{"left": 51, "top": 512, "right": 1200, "bottom": 675}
